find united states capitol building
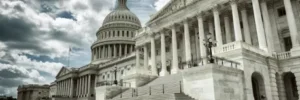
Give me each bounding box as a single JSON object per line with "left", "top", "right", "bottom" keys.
{"left": 50, "top": 0, "right": 300, "bottom": 100}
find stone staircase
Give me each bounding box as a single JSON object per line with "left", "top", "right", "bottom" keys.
{"left": 108, "top": 73, "right": 190, "bottom": 100}
{"left": 111, "top": 93, "right": 195, "bottom": 100}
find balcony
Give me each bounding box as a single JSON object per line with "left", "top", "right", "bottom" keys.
{"left": 213, "top": 41, "right": 269, "bottom": 56}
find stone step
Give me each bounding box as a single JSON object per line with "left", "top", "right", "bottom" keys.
{"left": 109, "top": 93, "right": 195, "bottom": 100}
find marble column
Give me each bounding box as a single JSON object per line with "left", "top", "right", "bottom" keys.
{"left": 136, "top": 48, "right": 140, "bottom": 67}
{"left": 197, "top": 14, "right": 208, "bottom": 64}
{"left": 125, "top": 44, "right": 128, "bottom": 55}
{"left": 79, "top": 77, "right": 82, "bottom": 97}
{"left": 224, "top": 14, "right": 232, "bottom": 43}
{"left": 160, "top": 32, "right": 168, "bottom": 76}
{"left": 252, "top": 0, "right": 268, "bottom": 51}
{"left": 87, "top": 75, "right": 91, "bottom": 97}
{"left": 57, "top": 82, "right": 60, "bottom": 95}
{"left": 108, "top": 45, "right": 111, "bottom": 58}
{"left": 183, "top": 19, "right": 192, "bottom": 63}
{"left": 231, "top": 1, "right": 243, "bottom": 41}
{"left": 76, "top": 79, "right": 79, "bottom": 96}
{"left": 261, "top": 0, "right": 274, "bottom": 52}
{"left": 114, "top": 44, "right": 117, "bottom": 57}
{"left": 284, "top": 0, "right": 300, "bottom": 48}
{"left": 144, "top": 45, "right": 149, "bottom": 73}
{"left": 241, "top": 7, "right": 252, "bottom": 44}
{"left": 171, "top": 25, "right": 179, "bottom": 74}
{"left": 101, "top": 46, "right": 104, "bottom": 58}
{"left": 70, "top": 79, "right": 73, "bottom": 97}
{"left": 119, "top": 44, "right": 122, "bottom": 57}
{"left": 213, "top": 8, "right": 223, "bottom": 46}
{"left": 151, "top": 36, "right": 158, "bottom": 76}
{"left": 130, "top": 45, "right": 134, "bottom": 53}
{"left": 84, "top": 75, "right": 88, "bottom": 97}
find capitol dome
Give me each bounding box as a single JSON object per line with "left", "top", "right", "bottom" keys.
{"left": 91, "top": 0, "right": 141, "bottom": 64}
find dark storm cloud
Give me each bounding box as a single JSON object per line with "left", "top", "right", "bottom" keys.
{"left": 0, "top": 14, "right": 54, "bottom": 54}
{"left": 0, "top": 14, "right": 36, "bottom": 42}
{"left": 13, "top": 4, "right": 24, "bottom": 12}
{"left": 49, "top": 29, "right": 84, "bottom": 46}
{"left": 0, "top": 53, "right": 16, "bottom": 64}
{"left": 0, "top": 78, "right": 24, "bottom": 88}
{"left": 56, "top": 11, "right": 76, "bottom": 21}
{"left": 0, "top": 69, "right": 28, "bottom": 79}
{"left": 0, "top": 87, "right": 6, "bottom": 94}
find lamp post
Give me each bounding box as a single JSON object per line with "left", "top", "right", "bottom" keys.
{"left": 111, "top": 66, "right": 119, "bottom": 85}
{"left": 203, "top": 33, "right": 216, "bottom": 63}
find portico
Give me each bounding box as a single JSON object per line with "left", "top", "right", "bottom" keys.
{"left": 135, "top": 0, "right": 300, "bottom": 100}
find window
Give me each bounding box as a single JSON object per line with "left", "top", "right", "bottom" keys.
{"left": 277, "top": 7, "right": 286, "bottom": 17}
{"left": 102, "top": 75, "right": 105, "bottom": 79}
{"left": 284, "top": 37, "right": 292, "bottom": 51}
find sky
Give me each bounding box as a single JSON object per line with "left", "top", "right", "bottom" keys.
{"left": 0, "top": 0, "right": 170, "bottom": 97}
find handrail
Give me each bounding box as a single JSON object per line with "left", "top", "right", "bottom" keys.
{"left": 110, "top": 81, "right": 183, "bottom": 99}
{"left": 96, "top": 81, "right": 131, "bottom": 87}
{"left": 178, "top": 56, "right": 240, "bottom": 69}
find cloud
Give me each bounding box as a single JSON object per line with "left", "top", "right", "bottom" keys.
{"left": 0, "top": 0, "right": 163, "bottom": 97}
{"left": 154, "top": 0, "right": 170, "bottom": 11}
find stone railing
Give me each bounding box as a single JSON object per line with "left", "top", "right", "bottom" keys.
{"left": 213, "top": 41, "right": 268, "bottom": 56}
{"left": 101, "top": 52, "right": 138, "bottom": 67}
{"left": 273, "top": 51, "right": 291, "bottom": 60}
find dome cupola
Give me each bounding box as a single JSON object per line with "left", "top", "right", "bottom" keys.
{"left": 91, "top": 0, "right": 141, "bottom": 64}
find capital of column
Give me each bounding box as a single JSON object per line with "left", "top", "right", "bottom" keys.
{"left": 212, "top": 4, "right": 221, "bottom": 12}
{"left": 196, "top": 11, "right": 206, "bottom": 19}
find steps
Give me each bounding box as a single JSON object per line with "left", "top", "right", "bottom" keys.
{"left": 110, "top": 73, "right": 184, "bottom": 100}
{"left": 110, "top": 93, "right": 195, "bottom": 100}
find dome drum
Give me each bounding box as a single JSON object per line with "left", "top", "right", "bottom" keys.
{"left": 91, "top": 0, "right": 141, "bottom": 64}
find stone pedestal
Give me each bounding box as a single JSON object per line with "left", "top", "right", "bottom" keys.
{"left": 95, "top": 86, "right": 123, "bottom": 100}
{"left": 181, "top": 64, "right": 244, "bottom": 100}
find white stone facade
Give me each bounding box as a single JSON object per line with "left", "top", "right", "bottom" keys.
{"left": 134, "top": 0, "right": 300, "bottom": 100}
{"left": 17, "top": 84, "right": 50, "bottom": 100}
{"left": 53, "top": 0, "right": 300, "bottom": 100}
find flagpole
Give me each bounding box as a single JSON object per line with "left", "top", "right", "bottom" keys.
{"left": 68, "top": 47, "right": 70, "bottom": 67}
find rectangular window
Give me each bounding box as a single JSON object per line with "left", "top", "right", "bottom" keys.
{"left": 277, "top": 7, "right": 286, "bottom": 17}
{"left": 284, "top": 37, "right": 292, "bottom": 51}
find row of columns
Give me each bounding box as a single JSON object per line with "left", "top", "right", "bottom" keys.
{"left": 56, "top": 78, "right": 73, "bottom": 97}
{"left": 75, "top": 75, "right": 91, "bottom": 97}
{"left": 93, "top": 44, "right": 135, "bottom": 60}
{"left": 137, "top": 0, "right": 300, "bottom": 76}
{"left": 99, "top": 30, "right": 135, "bottom": 39}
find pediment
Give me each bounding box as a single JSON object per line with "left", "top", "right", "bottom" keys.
{"left": 55, "top": 67, "right": 71, "bottom": 78}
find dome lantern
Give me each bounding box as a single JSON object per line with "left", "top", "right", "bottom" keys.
{"left": 117, "top": 0, "right": 128, "bottom": 10}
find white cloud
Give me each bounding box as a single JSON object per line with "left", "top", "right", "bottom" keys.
{"left": 154, "top": 0, "right": 170, "bottom": 11}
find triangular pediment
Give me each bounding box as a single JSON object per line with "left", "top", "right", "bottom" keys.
{"left": 55, "top": 67, "right": 71, "bottom": 78}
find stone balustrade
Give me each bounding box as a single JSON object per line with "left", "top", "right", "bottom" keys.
{"left": 213, "top": 41, "right": 269, "bottom": 56}
{"left": 273, "top": 51, "right": 291, "bottom": 60}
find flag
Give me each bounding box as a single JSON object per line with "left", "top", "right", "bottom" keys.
{"left": 69, "top": 47, "right": 72, "bottom": 53}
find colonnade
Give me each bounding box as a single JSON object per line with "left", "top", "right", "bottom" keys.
{"left": 56, "top": 75, "right": 92, "bottom": 98}
{"left": 56, "top": 78, "right": 74, "bottom": 97}
{"left": 136, "top": 0, "right": 299, "bottom": 76}
{"left": 99, "top": 30, "right": 135, "bottom": 39}
{"left": 75, "top": 75, "right": 91, "bottom": 97}
{"left": 93, "top": 44, "right": 135, "bottom": 60}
